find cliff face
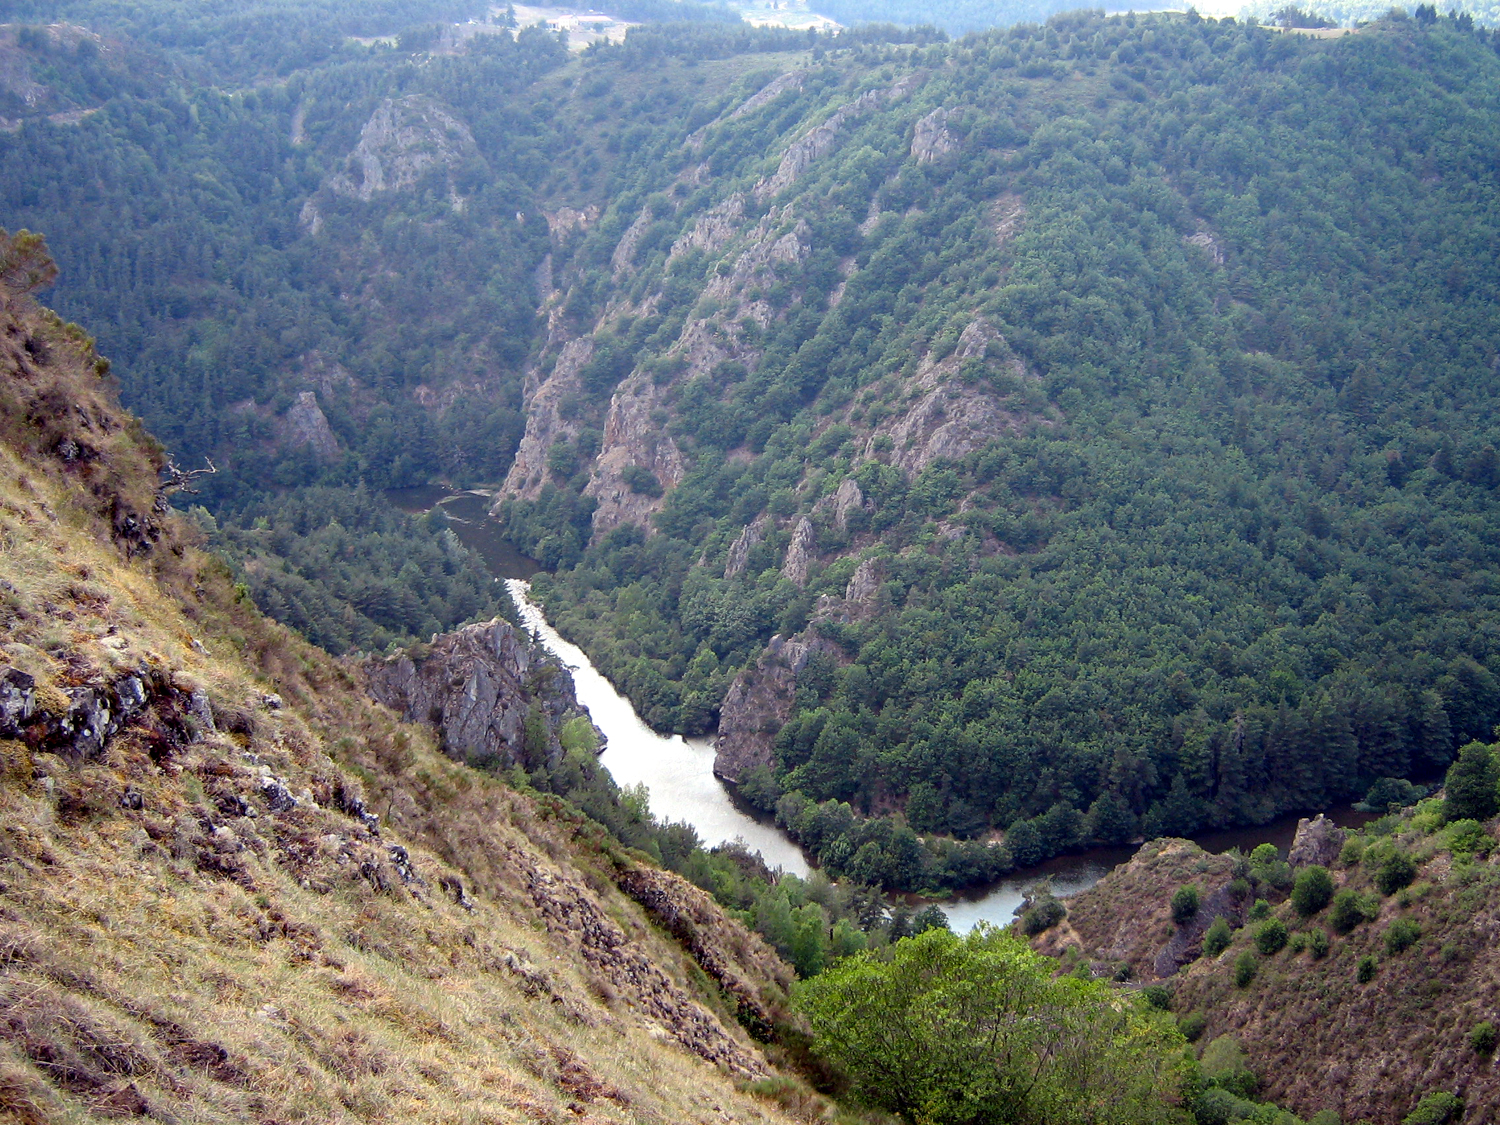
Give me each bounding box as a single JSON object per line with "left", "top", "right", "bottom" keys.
{"left": 1040, "top": 817, "right": 1500, "bottom": 1125}
{"left": 363, "top": 617, "right": 590, "bottom": 771}
{"left": 0, "top": 260, "right": 806, "bottom": 1125}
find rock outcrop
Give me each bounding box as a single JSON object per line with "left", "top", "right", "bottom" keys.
{"left": 499, "top": 336, "right": 594, "bottom": 499}
{"left": 829, "top": 476, "right": 866, "bottom": 531}
{"left": 724, "top": 514, "right": 770, "bottom": 578}
{"left": 1288, "top": 813, "right": 1346, "bottom": 868}
{"left": 363, "top": 618, "right": 591, "bottom": 770}
{"left": 616, "top": 864, "right": 793, "bottom": 1043}
{"left": 714, "top": 634, "right": 833, "bottom": 782}
{"left": 781, "top": 517, "right": 816, "bottom": 587}
{"left": 281, "top": 391, "right": 340, "bottom": 460}
{"left": 327, "top": 95, "right": 481, "bottom": 202}
{"left": 862, "top": 320, "right": 1048, "bottom": 477}
{"left": 911, "top": 106, "right": 960, "bottom": 163}
{"left": 584, "top": 374, "right": 686, "bottom": 538}
{"left": 754, "top": 74, "right": 922, "bottom": 201}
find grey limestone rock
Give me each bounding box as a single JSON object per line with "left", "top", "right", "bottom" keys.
{"left": 364, "top": 617, "right": 593, "bottom": 771}
{"left": 1288, "top": 813, "right": 1346, "bottom": 868}
{"left": 781, "top": 517, "right": 817, "bottom": 588}
{"left": 714, "top": 633, "right": 835, "bottom": 782}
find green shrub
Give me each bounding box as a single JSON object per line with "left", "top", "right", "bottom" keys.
{"left": 1308, "top": 1112, "right": 1342, "bottom": 1125}
{"left": 1291, "top": 865, "right": 1335, "bottom": 916}
{"left": 1229, "top": 877, "right": 1252, "bottom": 900}
{"left": 1470, "top": 1020, "right": 1496, "bottom": 1054}
{"left": 1020, "top": 894, "right": 1066, "bottom": 935}
{"left": 1140, "top": 983, "right": 1172, "bottom": 1011}
{"left": 1255, "top": 918, "right": 1288, "bottom": 955}
{"left": 1339, "top": 837, "right": 1365, "bottom": 867}
{"left": 1442, "top": 818, "right": 1492, "bottom": 861}
{"left": 1308, "top": 929, "right": 1330, "bottom": 959}
{"left": 1178, "top": 1011, "right": 1207, "bottom": 1043}
{"left": 1385, "top": 917, "right": 1421, "bottom": 954}
{"left": 1376, "top": 851, "right": 1418, "bottom": 896}
{"left": 1402, "top": 1091, "right": 1463, "bottom": 1125}
{"left": 1233, "top": 950, "right": 1257, "bottom": 987}
{"left": 1171, "top": 885, "right": 1200, "bottom": 926}
{"left": 1330, "top": 889, "right": 1376, "bottom": 934}
{"left": 1357, "top": 954, "right": 1378, "bottom": 983}
{"left": 1249, "top": 898, "right": 1271, "bottom": 921}
{"left": 1202, "top": 915, "right": 1233, "bottom": 957}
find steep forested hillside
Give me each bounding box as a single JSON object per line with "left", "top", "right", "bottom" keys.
{"left": 8, "top": 4, "right": 1500, "bottom": 895}
{"left": 507, "top": 10, "right": 1500, "bottom": 891}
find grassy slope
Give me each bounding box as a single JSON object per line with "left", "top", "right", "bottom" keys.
{"left": 1042, "top": 817, "right": 1500, "bottom": 1124}
{"left": 0, "top": 280, "right": 813, "bottom": 1123}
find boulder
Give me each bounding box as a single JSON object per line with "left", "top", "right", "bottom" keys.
{"left": 1288, "top": 813, "right": 1346, "bottom": 868}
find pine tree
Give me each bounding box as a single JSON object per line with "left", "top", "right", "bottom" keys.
{"left": 1443, "top": 741, "right": 1499, "bottom": 822}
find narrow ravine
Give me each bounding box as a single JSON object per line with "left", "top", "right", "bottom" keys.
{"left": 507, "top": 579, "right": 812, "bottom": 877}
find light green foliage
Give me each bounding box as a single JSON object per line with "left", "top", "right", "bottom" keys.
{"left": 794, "top": 927, "right": 1192, "bottom": 1125}
{"left": 559, "top": 715, "right": 600, "bottom": 756}
{"left": 1441, "top": 818, "right": 1493, "bottom": 861}
{"left": 1470, "top": 1020, "right": 1497, "bottom": 1054}
{"left": 1385, "top": 917, "right": 1421, "bottom": 954}
{"left": 1375, "top": 850, "right": 1419, "bottom": 896}
{"left": 1308, "top": 928, "right": 1330, "bottom": 959}
{"left": 1199, "top": 1035, "right": 1257, "bottom": 1099}
{"left": 1292, "top": 866, "right": 1335, "bottom": 916}
{"left": 1402, "top": 1091, "right": 1463, "bottom": 1125}
{"left": 1250, "top": 898, "right": 1272, "bottom": 922}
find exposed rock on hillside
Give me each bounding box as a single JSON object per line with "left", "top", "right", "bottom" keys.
{"left": 754, "top": 74, "right": 922, "bottom": 201}
{"left": 911, "top": 106, "right": 960, "bottom": 163}
{"left": 688, "top": 71, "right": 803, "bottom": 148}
{"left": 328, "top": 95, "right": 482, "bottom": 202}
{"left": 585, "top": 375, "right": 686, "bottom": 537}
{"left": 363, "top": 618, "right": 591, "bottom": 770}
{"left": 1031, "top": 839, "right": 1245, "bottom": 981}
{"left": 724, "top": 514, "right": 771, "bottom": 578}
{"left": 827, "top": 476, "right": 866, "bottom": 531}
{"left": 715, "top": 634, "right": 835, "bottom": 782}
{"left": 0, "top": 269, "right": 805, "bottom": 1125}
{"left": 862, "top": 320, "right": 1048, "bottom": 477}
{"left": 1038, "top": 825, "right": 1500, "bottom": 1124}
{"left": 281, "top": 391, "right": 341, "bottom": 461}
{"left": 1288, "top": 813, "right": 1346, "bottom": 867}
{"left": 500, "top": 336, "right": 594, "bottom": 499}
{"left": 781, "top": 517, "right": 816, "bottom": 587}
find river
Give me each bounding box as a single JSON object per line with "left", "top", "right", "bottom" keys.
{"left": 391, "top": 488, "right": 1372, "bottom": 931}
{"left": 507, "top": 576, "right": 1374, "bottom": 930}
{"left": 506, "top": 578, "right": 812, "bottom": 876}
